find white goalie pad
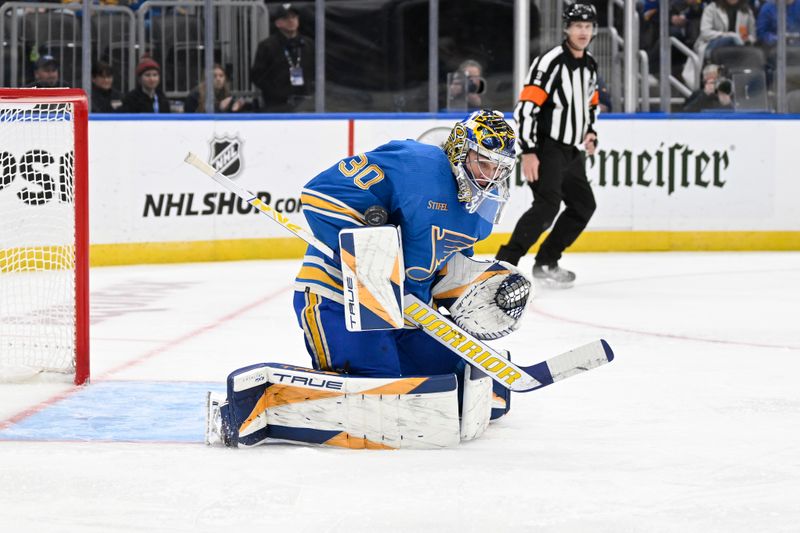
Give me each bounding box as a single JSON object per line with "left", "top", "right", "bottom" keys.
{"left": 460, "top": 364, "right": 493, "bottom": 441}
{"left": 222, "top": 364, "right": 460, "bottom": 450}
{"left": 339, "top": 226, "right": 404, "bottom": 331}
{"left": 432, "top": 254, "right": 532, "bottom": 340}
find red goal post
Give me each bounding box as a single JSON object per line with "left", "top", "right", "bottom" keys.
{"left": 0, "top": 88, "right": 89, "bottom": 385}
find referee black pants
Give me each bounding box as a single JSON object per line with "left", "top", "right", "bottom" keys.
{"left": 496, "top": 137, "right": 596, "bottom": 266}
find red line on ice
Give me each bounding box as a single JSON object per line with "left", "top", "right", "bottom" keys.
{"left": 530, "top": 307, "right": 800, "bottom": 351}
{"left": 0, "top": 386, "right": 84, "bottom": 432}
{"left": 95, "top": 285, "right": 289, "bottom": 379}
{"left": 0, "top": 287, "right": 289, "bottom": 431}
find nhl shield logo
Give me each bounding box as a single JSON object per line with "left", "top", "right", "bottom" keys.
{"left": 209, "top": 135, "right": 243, "bottom": 178}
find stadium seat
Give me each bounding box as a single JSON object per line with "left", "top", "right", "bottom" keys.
{"left": 23, "top": 9, "right": 80, "bottom": 44}
{"left": 92, "top": 11, "right": 137, "bottom": 93}
{"left": 163, "top": 42, "right": 224, "bottom": 97}
{"left": 788, "top": 90, "right": 800, "bottom": 113}
{"left": 731, "top": 70, "right": 768, "bottom": 111}
{"left": 91, "top": 10, "right": 134, "bottom": 44}
{"left": 787, "top": 47, "right": 800, "bottom": 64}
{"left": 148, "top": 13, "right": 203, "bottom": 49}
{"left": 144, "top": 13, "right": 204, "bottom": 95}
{"left": 786, "top": 48, "right": 800, "bottom": 91}
{"left": 709, "top": 45, "right": 765, "bottom": 74}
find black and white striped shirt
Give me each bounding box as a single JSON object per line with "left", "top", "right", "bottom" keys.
{"left": 514, "top": 42, "right": 599, "bottom": 153}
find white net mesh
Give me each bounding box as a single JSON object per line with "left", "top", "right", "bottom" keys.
{"left": 0, "top": 102, "right": 77, "bottom": 379}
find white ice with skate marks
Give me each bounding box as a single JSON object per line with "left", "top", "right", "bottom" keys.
{"left": 1, "top": 253, "right": 799, "bottom": 532}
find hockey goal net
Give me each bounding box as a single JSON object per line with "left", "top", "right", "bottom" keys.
{"left": 0, "top": 89, "right": 89, "bottom": 385}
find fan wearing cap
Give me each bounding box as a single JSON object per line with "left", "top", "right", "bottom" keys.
{"left": 27, "top": 55, "right": 64, "bottom": 88}
{"left": 121, "top": 55, "right": 171, "bottom": 113}
{"left": 250, "top": 3, "right": 315, "bottom": 112}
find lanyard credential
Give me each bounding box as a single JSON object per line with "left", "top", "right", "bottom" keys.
{"left": 284, "top": 46, "right": 305, "bottom": 87}
{"left": 283, "top": 46, "right": 302, "bottom": 69}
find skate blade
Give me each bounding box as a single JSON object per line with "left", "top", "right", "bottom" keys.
{"left": 533, "top": 277, "right": 574, "bottom": 289}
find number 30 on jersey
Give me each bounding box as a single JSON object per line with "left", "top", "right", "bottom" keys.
{"left": 338, "top": 154, "right": 384, "bottom": 190}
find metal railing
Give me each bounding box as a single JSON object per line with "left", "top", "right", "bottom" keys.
{"left": 608, "top": 0, "right": 641, "bottom": 112}
{"left": 136, "top": 1, "right": 267, "bottom": 100}
{"left": 0, "top": 1, "right": 266, "bottom": 102}
{"left": 671, "top": 36, "right": 700, "bottom": 92}
{"left": 0, "top": 3, "right": 83, "bottom": 88}
{"left": 92, "top": 6, "right": 136, "bottom": 93}
{"left": 638, "top": 35, "right": 698, "bottom": 110}
{"left": 592, "top": 27, "right": 624, "bottom": 112}
{"left": 639, "top": 49, "right": 649, "bottom": 112}
{"left": 1, "top": 0, "right": 795, "bottom": 114}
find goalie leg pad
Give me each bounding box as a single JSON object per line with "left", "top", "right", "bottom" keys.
{"left": 491, "top": 351, "right": 512, "bottom": 420}
{"left": 459, "top": 364, "right": 492, "bottom": 441}
{"left": 214, "top": 363, "right": 460, "bottom": 450}
{"left": 491, "top": 377, "right": 511, "bottom": 420}
{"left": 459, "top": 348, "right": 512, "bottom": 438}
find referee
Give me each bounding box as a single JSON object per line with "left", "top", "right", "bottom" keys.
{"left": 496, "top": 2, "right": 600, "bottom": 289}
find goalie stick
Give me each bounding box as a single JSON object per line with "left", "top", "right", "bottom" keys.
{"left": 184, "top": 152, "right": 614, "bottom": 392}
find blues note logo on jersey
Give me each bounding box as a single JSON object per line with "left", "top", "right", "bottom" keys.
{"left": 406, "top": 226, "right": 477, "bottom": 281}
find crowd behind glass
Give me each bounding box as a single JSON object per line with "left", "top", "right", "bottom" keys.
{"left": 4, "top": 0, "right": 798, "bottom": 113}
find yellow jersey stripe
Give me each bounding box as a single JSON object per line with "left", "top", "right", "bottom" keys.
{"left": 301, "top": 192, "right": 365, "bottom": 224}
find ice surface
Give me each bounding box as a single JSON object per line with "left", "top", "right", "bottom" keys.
{"left": 1, "top": 253, "right": 799, "bottom": 532}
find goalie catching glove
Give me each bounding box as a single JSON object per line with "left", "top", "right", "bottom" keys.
{"left": 431, "top": 253, "right": 532, "bottom": 340}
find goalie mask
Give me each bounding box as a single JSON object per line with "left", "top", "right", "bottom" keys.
{"left": 444, "top": 109, "right": 516, "bottom": 224}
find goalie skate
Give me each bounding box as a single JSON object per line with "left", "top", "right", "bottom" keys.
{"left": 205, "top": 391, "right": 229, "bottom": 446}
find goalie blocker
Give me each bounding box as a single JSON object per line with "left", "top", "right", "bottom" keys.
{"left": 206, "top": 361, "right": 508, "bottom": 450}
{"left": 338, "top": 225, "right": 404, "bottom": 332}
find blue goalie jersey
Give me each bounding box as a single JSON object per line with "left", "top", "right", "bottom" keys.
{"left": 294, "top": 140, "right": 494, "bottom": 303}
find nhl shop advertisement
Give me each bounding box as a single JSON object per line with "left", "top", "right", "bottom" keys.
{"left": 86, "top": 117, "right": 799, "bottom": 261}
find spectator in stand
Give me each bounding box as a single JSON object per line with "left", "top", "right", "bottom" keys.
{"left": 121, "top": 56, "right": 171, "bottom": 113}
{"left": 64, "top": 1, "right": 161, "bottom": 11}
{"left": 184, "top": 64, "right": 246, "bottom": 113}
{"left": 694, "top": 0, "right": 757, "bottom": 62}
{"left": 57, "top": 1, "right": 137, "bottom": 4}
{"left": 640, "top": 0, "right": 705, "bottom": 74}
{"left": 674, "top": 0, "right": 706, "bottom": 48}
{"left": 251, "top": 3, "right": 315, "bottom": 112}
{"left": 446, "top": 59, "right": 486, "bottom": 111}
{"left": 27, "top": 55, "right": 63, "bottom": 88}
{"left": 757, "top": 0, "right": 800, "bottom": 48}
{"left": 90, "top": 61, "right": 123, "bottom": 113}
{"left": 682, "top": 63, "right": 724, "bottom": 110}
